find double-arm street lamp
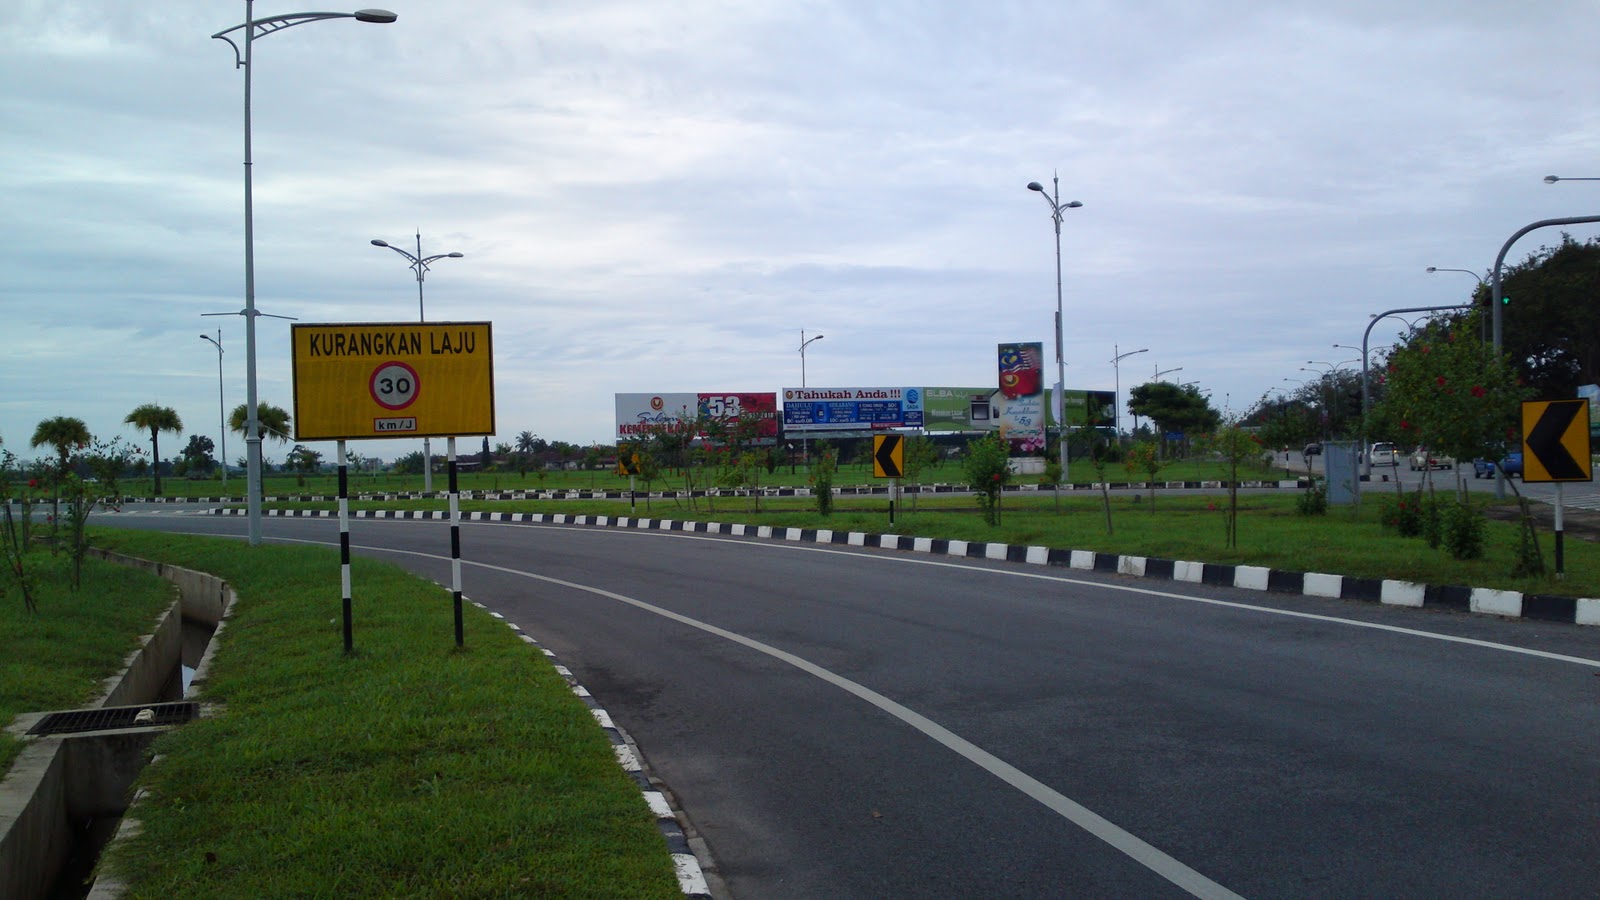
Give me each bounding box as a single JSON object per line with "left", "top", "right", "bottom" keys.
{"left": 798, "top": 331, "right": 824, "bottom": 465}
{"left": 371, "top": 233, "right": 465, "bottom": 321}
{"left": 199, "top": 331, "right": 228, "bottom": 488}
{"left": 1027, "top": 174, "right": 1083, "bottom": 479}
{"left": 371, "top": 232, "right": 464, "bottom": 493}
{"left": 212, "top": 2, "right": 397, "bottom": 545}
{"left": 1110, "top": 345, "right": 1148, "bottom": 440}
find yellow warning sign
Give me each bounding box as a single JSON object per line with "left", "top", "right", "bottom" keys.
{"left": 291, "top": 322, "right": 495, "bottom": 441}
{"left": 1521, "top": 399, "right": 1592, "bottom": 483}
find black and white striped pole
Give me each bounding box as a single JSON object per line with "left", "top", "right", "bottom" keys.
{"left": 337, "top": 439, "right": 353, "bottom": 654}
{"left": 448, "top": 437, "right": 464, "bottom": 647}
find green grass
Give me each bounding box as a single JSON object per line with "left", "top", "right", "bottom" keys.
{"left": 84, "top": 531, "right": 682, "bottom": 900}
{"left": 265, "top": 489, "right": 1600, "bottom": 598}
{"left": 116, "top": 456, "right": 1295, "bottom": 498}
{"left": 0, "top": 553, "right": 177, "bottom": 775}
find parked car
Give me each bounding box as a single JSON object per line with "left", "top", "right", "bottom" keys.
{"left": 1472, "top": 451, "right": 1523, "bottom": 479}
{"left": 1501, "top": 451, "right": 1524, "bottom": 477}
{"left": 1368, "top": 442, "right": 1399, "bottom": 466}
{"left": 1303, "top": 442, "right": 1322, "bottom": 457}
{"left": 1408, "top": 447, "right": 1454, "bottom": 470}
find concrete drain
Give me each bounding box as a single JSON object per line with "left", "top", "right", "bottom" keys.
{"left": 27, "top": 701, "right": 200, "bottom": 736}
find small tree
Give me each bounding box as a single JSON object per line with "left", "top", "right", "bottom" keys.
{"left": 1198, "top": 424, "right": 1261, "bottom": 549}
{"left": 902, "top": 435, "right": 938, "bottom": 511}
{"left": 962, "top": 433, "right": 1011, "bottom": 526}
{"left": 1088, "top": 442, "right": 1115, "bottom": 534}
{"left": 810, "top": 441, "right": 837, "bottom": 516}
{"left": 1123, "top": 440, "right": 1165, "bottom": 509}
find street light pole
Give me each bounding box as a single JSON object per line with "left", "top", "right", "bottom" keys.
{"left": 1027, "top": 175, "right": 1082, "bottom": 481}
{"left": 199, "top": 331, "right": 228, "bottom": 489}
{"left": 212, "top": 2, "right": 397, "bottom": 545}
{"left": 799, "top": 330, "right": 824, "bottom": 465}
{"left": 372, "top": 231, "right": 464, "bottom": 493}
{"left": 1110, "top": 345, "right": 1148, "bottom": 442}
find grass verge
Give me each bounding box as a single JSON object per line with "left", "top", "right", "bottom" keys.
{"left": 0, "top": 553, "right": 177, "bottom": 775}
{"left": 86, "top": 530, "right": 682, "bottom": 899}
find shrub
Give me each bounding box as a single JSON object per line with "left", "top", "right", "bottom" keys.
{"left": 1296, "top": 477, "right": 1327, "bottom": 516}
{"left": 1442, "top": 499, "right": 1486, "bottom": 560}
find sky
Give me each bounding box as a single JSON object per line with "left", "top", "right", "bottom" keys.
{"left": 5, "top": 1, "right": 1600, "bottom": 465}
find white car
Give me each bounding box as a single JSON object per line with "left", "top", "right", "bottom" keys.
{"left": 1409, "top": 447, "right": 1455, "bottom": 470}
{"left": 1368, "top": 442, "right": 1399, "bottom": 466}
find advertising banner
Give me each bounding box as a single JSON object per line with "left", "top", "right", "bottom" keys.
{"left": 924, "top": 386, "right": 1115, "bottom": 431}
{"left": 614, "top": 392, "right": 778, "bottom": 442}
{"left": 997, "top": 343, "right": 1045, "bottom": 453}
{"left": 290, "top": 321, "right": 494, "bottom": 441}
{"left": 781, "top": 387, "right": 924, "bottom": 432}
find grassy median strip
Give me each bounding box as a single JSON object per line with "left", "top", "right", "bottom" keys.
{"left": 268, "top": 490, "right": 1600, "bottom": 598}
{"left": 87, "top": 530, "right": 682, "bottom": 899}
{"left": 1, "top": 554, "right": 177, "bottom": 775}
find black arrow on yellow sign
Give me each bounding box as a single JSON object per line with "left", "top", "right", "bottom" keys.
{"left": 873, "top": 433, "right": 904, "bottom": 478}
{"left": 1522, "top": 399, "right": 1592, "bottom": 482}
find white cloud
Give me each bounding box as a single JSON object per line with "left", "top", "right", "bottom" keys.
{"left": 3, "top": 1, "right": 1599, "bottom": 461}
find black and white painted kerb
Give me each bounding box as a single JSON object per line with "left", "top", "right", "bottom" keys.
{"left": 212, "top": 507, "right": 1600, "bottom": 627}
{"left": 468, "top": 598, "right": 715, "bottom": 899}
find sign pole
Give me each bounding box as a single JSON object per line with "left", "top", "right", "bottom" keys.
{"left": 337, "top": 439, "right": 353, "bottom": 654}
{"left": 1555, "top": 481, "right": 1566, "bottom": 579}
{"left": 630, "top": 474, "right": 636, "bottom": 514}
{"left": 449, "top": 437, "right": 464, "bottom": 647}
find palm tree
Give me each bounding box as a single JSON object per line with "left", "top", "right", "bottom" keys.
{"left": 515, "top": 431, "right": 537, "bottom": 454}
{"left": 229, "top": 402, "right": 291, "bottom": 491}
{"left": 31, "top": 415, "right": 90, "bottom": 532}
{"left": 124, "top": 404, "right": 183, "bottom": 495}
{"left": 228, "top": 402, "right": 292, "bottom": 444}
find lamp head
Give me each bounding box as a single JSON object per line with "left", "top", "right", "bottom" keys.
{"left": 353, "top": 9, "right": 398, "bottom": 23}
{"left": 1065, "top": 200, "right": 1083, "bottom": 208}
{"left": 371, "top": 239, "right": 390, "bottom": 247}
{"left": 447, "top": 252, "right": 464, "bottom": 258}
{"left": 1425, "top": 266, "right": 1437, "bottom": 272}
{"left": 1544, "top": 175, "right": 1560, "bottom": 184}
{"left": 1027, "top": 182, "right": 1045, "bottom": 192}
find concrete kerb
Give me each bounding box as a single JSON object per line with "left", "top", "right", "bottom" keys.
{"left": 1, "top": 551, "right": 237, "bottom": 900}
{"left": 207, "top": 506, "right": 1599, "bottom": 628}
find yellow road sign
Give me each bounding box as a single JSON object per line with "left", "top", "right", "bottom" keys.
{"left": 1522, "top": 399, "right": 1592, "bottom": 483}
{"left": 291, "top": 322, "right": 495, "bottom": 441}
{"left": 873, "top": 433, "right": 904, "bottom": 478}
{"left": 616, "top": 443, "right": 641, "bottom": 476}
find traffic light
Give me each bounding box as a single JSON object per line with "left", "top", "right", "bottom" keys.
{"left": 1502, "top": 294, "right": 1511, "bottom": 306}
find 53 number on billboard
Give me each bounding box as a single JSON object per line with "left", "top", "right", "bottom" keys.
{"left": 700, "top": 394, "right": 743, "bottom": 418}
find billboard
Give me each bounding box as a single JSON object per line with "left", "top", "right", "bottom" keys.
{"left": 781, "top": 387, "right": 924, "bottom": 432}
{"left": 997, "top": 343, "right": 1045, "bottom": 453}
{"left": 290, "top": 322, "right": 494, "bottom": 441}
{"left": 613, "top": 392, "right": 778, "bottom": 442}
{"left": 924, "top": 387, "right": 1117, "bottom": 432}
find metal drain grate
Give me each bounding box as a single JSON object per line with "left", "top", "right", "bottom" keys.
{"left": 27, "top": 701, "right": 200, "bottom": 736}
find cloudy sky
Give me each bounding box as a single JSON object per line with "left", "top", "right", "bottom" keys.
{"left": 4, "top": 1, "right": 1599, "bottom": 464}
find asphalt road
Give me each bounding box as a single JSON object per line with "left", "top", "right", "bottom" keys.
{"left": 100, "top": 509, "right": 1600, "bottom": 898}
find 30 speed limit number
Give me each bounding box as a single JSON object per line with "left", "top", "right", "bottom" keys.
{"left": 370, "top": 361, "right": 420, "bottom": 410}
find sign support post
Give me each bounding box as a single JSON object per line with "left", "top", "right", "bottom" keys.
{"left": 448, "top": 437, "right": 464, "bottom": 647}
{"left": 337, "top": 439, "right": 353, "bottom": 654}
{"left": 1556, "top": 482, "right": 1566, "bottom": 579}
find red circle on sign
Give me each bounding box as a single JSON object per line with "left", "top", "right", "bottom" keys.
{"left": 370, "top": 361, "right": 421, "bottom": 410}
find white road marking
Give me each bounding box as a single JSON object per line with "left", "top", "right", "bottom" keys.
{"left": 322, "top": 536, "right": 1246, "bottom": 900}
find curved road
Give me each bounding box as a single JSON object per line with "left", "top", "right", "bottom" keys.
{"left": 102, "top": 509, "right": 1600, "bottom": 898}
